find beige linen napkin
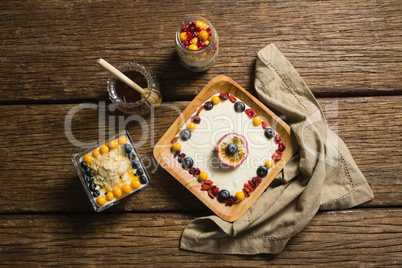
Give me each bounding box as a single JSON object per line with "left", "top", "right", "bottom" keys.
{"left": 180, "top": 43, "right": 374, "bottom": 254}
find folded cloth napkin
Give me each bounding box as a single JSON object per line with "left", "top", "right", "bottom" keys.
{"left": 180, "top": 43, "right": 374, "bottom": 255}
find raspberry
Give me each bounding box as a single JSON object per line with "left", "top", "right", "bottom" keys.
{"left": 245, "top": 108, "right": 257, "bottom": 118}
{"left": 274, "top": 134, "right": 281, "bottom": 144}
{"left": 191, "top": 115, "right": 201, "bottom": 124}
{"left": 219, "top": 92, "right": 229, "bottom": 100}
{"left": 278, "top": 142, "right": 286, "bottom": 152}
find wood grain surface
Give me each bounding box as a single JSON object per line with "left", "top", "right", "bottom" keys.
{"left": 1, "top": 0, "right": 401, "bottom": 266}
{"left": 0, "top": 0, "right": 401, "bottom": 104}
{"left": 0, "top": 96, "right": 400, "bottom": 213}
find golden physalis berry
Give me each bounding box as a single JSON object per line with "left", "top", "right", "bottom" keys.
{"left": 199, "top": 171, "right": 208, "bottom": 181}
{"left": 122, "top": 184, "right": 132, "bottom": 194}
{"left": 191, "top": 37, "right": 198, "bottom": 45}
{"left": 187, "top": 122, "right": 197, "bottom": 131}
{"left": 109, "top": 140, "right": 118, "bottom": 149}
{"left": 96, "top": 196, "right": 106, "bottom": 206}
{"left": 100, "top": 145, "right": 109, "bottom": 155}
{"left": 131, "top": 179, "right": 141, "bottom": 190}
{"left": 199, "top": 30, "right": 209, "bottom": 41}
{"left": 172, "top": 143, "right": 181, "bottom": 151}
{"left": 106, "top": 192, "right": 115, "bottom": 201}
{"left": 118, "top": 136, "right": 128, "bottom": 145}
{"left": 113, "top": 188, "right": 122, "bottom": 198}
{"left": 253, "top": 117, "right": 262, "bottom": 126}
{"left": 179, "top": 32, "right": 187, "bottom": 42}
{"left": 84, "top": 154, "right": 92, "bottom": 164}
{"left": 265, "top": 159, "right": 274, "bottom": 168}
{"left": 189, "top": 44, "right": 198, "bottom": 50}
{"left": 92, "top": 150, "right": 100, "bottom": 159}
{"left": 196, "top": 20, "right": 205, "bottom": 29}
{"left": 235, "top": 191, "right": 245, "bottom": 201}
{"left": 211, "top": 96, "right": 220, "bottom": 105}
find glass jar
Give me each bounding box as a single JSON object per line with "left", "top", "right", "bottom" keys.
{"left": 175, "top": 15, "right": 219, "bottom": 72}
{"left": 107, "top": 62, "right": 161, "bottom": 117}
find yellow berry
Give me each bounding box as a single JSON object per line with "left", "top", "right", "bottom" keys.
{"left": 253, "top": 117, "right": 262, "bottom": 126}
{"left": 122, "top": 184, "right": 132, "bottom": 194}
{"left": 96, "top": 196, "right": 106, "bottom": 206}
{"left": 191, "top": 37, "right": 198, "bottom": 45}
{"left": 109, "top": 140, "right": 118, "bottom": 149}
{"left": 172, "top": 142, "right": 181, "bottom": 151}
{"left": 187, "top": 122, "right": 197, "bottom": 131}
{"left": 235, "top": 191, "right": 245, "bottom": 201}
{"left": 265, "top": 159, "right": 274, "bottom": 168}
{"left": 189, "top": 44, "right": 198, "bottom": 50}
{"left": 180, "top": 31, "right": 187, "bottom": 41}
{"left": 211, "top": 96, "right": 220, "bottom": 105}
{"left": 204, "top": 40, "right": 210, "bottom": 46}
{"left": 92, "top": 150, "right": 100, "bottom": 159}
{"left": 106, "top": 191, "right": 115, "bottom": 201}
{"left": 118, "top": 136, "right": 127, "bottom": 145}
{"left": 199, "top": 171, "right": 208, "bottom": 181}
{"left": 113, "top": 188, "right": 122, "bottom": 198}
{"left": 196, "top": 20, "right": 205, "bottom": 29}
{"left": 83, "top": 154, "right": 92, "bottom": 164}
{"left": 131, "top": 179, "right": 141, "bottom": 190}
{"left": 199, "top": 30, "right": 209, "bottom": 41}
{"left": 100, "top": 145, "right": 109, "bottom": 155}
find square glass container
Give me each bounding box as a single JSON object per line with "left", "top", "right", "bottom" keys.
{"left": 72, "top": 130, "right": 151, "bottom": 212}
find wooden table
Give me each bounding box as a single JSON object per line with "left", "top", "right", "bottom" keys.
{"left": 1, "top": 1, "right": 401, "bottom": 266}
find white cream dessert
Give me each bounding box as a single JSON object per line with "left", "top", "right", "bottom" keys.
{"left": 171, "top": 92, "right": 285, "bottom": 205}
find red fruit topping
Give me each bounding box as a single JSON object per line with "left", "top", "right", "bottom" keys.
{"left": 219, "top": 92, "right": 229, "bottom": 100}
{"left": 171, "top": 136, "right": 179, "bottom": 144}
{"left": 194, "top": 168, "right": 201, "bottom": 176}
{"left": 261, "top": 121, "right": 269, "bottom": 129}
{"left": 191, "top": 115, "right": 201, "bottom": 124}
{"left": 189, "top": 167, "right": 196, "bottom": 175}
{"left": 278, "top": 142, "right": 286, "bottom": 152}
{"left": 196, "top": 105, "right": 204, "bottom": 115}
{"left": 274, "top": 134, "right": 281, "bottom": 144}
{"left": 204, "top": 180, "right": 213, "bottom": 185}
{"left": 208, "top": 189, "right": 216, "bottom": 199}
{"left": 245, "top": 108, "right": 257, "bottom": 118}
{"left": 272, "top": 153, "right": 282, "bottom": 163}
{"left": 242, "top": 189, "right": 249, "bottom": 197}
{"left": 226, "top": 197, "right": 235, "bottom": 206}
{"left": 211, "top": 186, "right": 220, "bottom": 196}
{"left": 174, "top": 150, "right": 181, "bottom": 158}
{"left": 228, "top": 94, "right": 237, "bottom": 103}
{"left": 177, "top": 153, "right": 186, "bottom": 163}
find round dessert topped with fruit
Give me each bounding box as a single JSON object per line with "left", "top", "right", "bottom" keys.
{"left": 171, "top": 92, "right": 286, "bottom": 206}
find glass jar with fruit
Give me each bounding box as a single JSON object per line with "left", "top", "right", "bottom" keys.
{"left": 175, "top": 15, "right": 219, "bottom": 72}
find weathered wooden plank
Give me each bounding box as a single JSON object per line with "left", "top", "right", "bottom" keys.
{"left": 0, "top": 0, "right": 401, "bottom": 103}
{"left": 0, "top": 96, "right": 400, "bottom": 213}
{"left": 0, "top": 209, "right": 400, "bottom": 266}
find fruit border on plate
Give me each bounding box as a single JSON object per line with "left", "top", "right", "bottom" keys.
{"left": 72, "top": 130, "right": 151, "bottom": 212}
{"left": 154, "top": 75, "right": 298, "bottom": 222}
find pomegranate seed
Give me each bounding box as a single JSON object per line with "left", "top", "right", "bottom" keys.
{"left": 219, "top": 92, "right": 229, "bottom": 100}
{"left": 191, "top": 115, "right": 201, "bottom": 124}
{"left": 274, "top": 134, "right": 281, "bottom": 144}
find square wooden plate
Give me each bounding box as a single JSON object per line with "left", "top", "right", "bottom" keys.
{"left": 153, "top": 75, "right": 298, "bottom": 222}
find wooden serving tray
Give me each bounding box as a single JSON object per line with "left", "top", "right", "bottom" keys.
{"left": 153, "top": 75, "right": 298, "bottom": 222}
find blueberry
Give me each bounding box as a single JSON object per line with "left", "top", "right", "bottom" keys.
{"left": 139, "top": 175, "right": 148, "bottom": 184}
{"left": 234, "top": 101, "right": 245, "bottom": 112}
{"left": 131, "top": 160, "right": 140, "bottom": 169}
{"left": 204, "top": 101, "right": 213, "bottom": 111}
{"left": 92, "top": 190, "right": 100, "bottom": 197}
{"left": 226, "top": 143, "right": 238, "bottom": 155}
{"left": 86, "top": 176, "right": 94, "bottom": 183}
{"left": 264, "top": 128, "right": 275, "bottom": 139}
{"left": 84, "top": 166, "right": 91, "bottom": 176}
{"left": 124, "top": 143, "right": 132, "bottom": 154}
{"left": 218, "top": 190, "right": 230, "bottom": 202}
{"left": 129, "top": 152, "right": 136, "bottom": 160}
{"left": 136, "top": 167, "right": 144, "bottom": 176}
{"left": 80, "top": 161, "right": 88, "bottom": 169}
{"left": 182, "top": 157, "right": 194, "bottom": 169}
{"left": 257, "top": 165, "right": 268, "bottom": 177}
{"left": 89, "top": 183, "right": 97, "bottom": 192}
{"left": 179, "top": 129, "right": 191, "bottom": 141}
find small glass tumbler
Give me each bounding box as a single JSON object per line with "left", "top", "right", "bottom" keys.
{"left": 175, "top": 15, "right": 219, "bottom": 72}
{"left": 107, "top": 62, "right": 161, "bottom": 117}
